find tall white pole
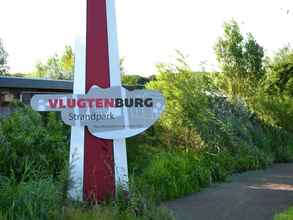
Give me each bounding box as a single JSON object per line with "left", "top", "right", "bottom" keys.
{"left": 106, "top": 0, "right": 129, "bottom": 192}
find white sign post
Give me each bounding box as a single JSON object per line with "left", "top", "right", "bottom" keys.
{"left": 31, "top": 0, "right": 165, "bottom": 202}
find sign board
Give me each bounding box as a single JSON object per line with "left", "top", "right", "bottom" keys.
{"left": 31, "top": 85, "right": 165, "bottom": 139}
{"left": 30, "top": 0, "right": 164, "bottom": 202}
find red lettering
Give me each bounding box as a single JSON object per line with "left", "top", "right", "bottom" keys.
{"left": 48, "top": 99, "right": 58, "bottom": 108}
{"left": 77, "top": 99, "right": 87, "bottom": 108}
{"left": 88, "top": 99, "right": 95, "bottom": 108}
{"left": 59, "top": 99, "right": 66, "bottom": 108}
{"left": 67, "top": 99, "right": 76, "bottom": 108}
{"left": 96, "top": 99, "right": 103, "bottom": 108}
{"left": 104, "top": 98, "right": 115, "bottom": 108}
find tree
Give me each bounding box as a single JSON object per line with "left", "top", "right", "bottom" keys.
{"left": 214, "top": 20, "right": 264, "bottom": 97}
{"left": 264, "top": 46, "right": 293, "bottom": 96}
{"left": 33, "top": 46, "right": 126, "bottom": 81}
{"left": 33, "top": 46, "right": 74, "bottom": 80}
{"left": 60, "top": 46, "right": 74, "bottom": 78}
{"left": 249, "top": 47, "right": 293, "bottom": 133}
{"left": 0, "top": 38, "right": 9, "bottom": 75}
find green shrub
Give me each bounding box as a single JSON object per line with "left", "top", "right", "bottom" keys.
{"left": 262, "top": 126, "right": 293, "bottom": 163}
{"left": 232, "top": 145, "right": 273, "bottom": 172}
{"left": 251, "top": 93, "right": 293, "bottom": 133}
{"left": 140, "top": 149, "right": 234, "bottom": 201}
{"left": 146, "top": 61, "right": 214, "bottom": 150}
{"left": 141, "top": 151, "right": 200, "bottom": 200}
{"left": 202, "top": 150, "right": 235, "bottom": 182}
{"left": 0, "top": 105, "right": 69, "bottom": 181}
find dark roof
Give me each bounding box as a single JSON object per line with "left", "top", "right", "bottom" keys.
{"left": 0, "top": 77, "right": 144, "bottom": 91}
{"left": 0, "top": 77, "right": 73, "bottom": 91}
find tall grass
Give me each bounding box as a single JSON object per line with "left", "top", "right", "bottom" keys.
{"left": 0, "top": 177, "right": 61, "bottom": 220}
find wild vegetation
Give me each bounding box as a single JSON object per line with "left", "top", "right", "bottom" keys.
{"left": 0, "top": 20, "right": 293, "bottom": 219}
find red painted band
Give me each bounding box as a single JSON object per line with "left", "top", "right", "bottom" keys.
{"left": 84, "top": 0, "right": 115, "bottom": 201}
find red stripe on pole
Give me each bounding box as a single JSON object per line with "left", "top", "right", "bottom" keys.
{"left": 84, "top": 0, "right": 115, "bottom": 201}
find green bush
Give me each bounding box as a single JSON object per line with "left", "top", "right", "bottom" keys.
{"left": 251, "top": 93, "right": 293, "bottom": 133}
{"left": 142, "top": 151, "right": 201, "bottom": 200}
{"left": 0, "top": 105, "right": 69, "bottom": 181}
{"left": 202, "top": 150, "right": 235, "bottom": 182}
{"left": 146, "top": 61, "right": 214, "bottom": 150}
{"left": 262, "top": 126, "right": 293, "bottom": 163}
{"left": 140, "top": 150, "right": 234, "bottom": 201}
{"left": 233, "top": 145, "right": 273, "bottom": 172}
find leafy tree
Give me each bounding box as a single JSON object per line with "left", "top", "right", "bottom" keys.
{"left": 33, "top": 46, "right": 74, "bottom": 80}
{"left": 263, "top": 46, "right": 293, "bottom": 96}
{"left": 214, "top": 20, "right": 264, "bottom": 97}
{"left": 251, "top": 46, "right": 293, "bottom": 132}
{"left": 0, "top": 38, "right": 9, "bottom": 76}
{"left": 245, "top": 45, "right": 293, "bottom": 133}
{"left": 33, "top": 47, "right": 128, "bottom": 82}
{"left": 60, "top": 46, "right": 74, "bottom": 76}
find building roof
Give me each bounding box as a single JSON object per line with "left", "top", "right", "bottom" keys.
{"left": 0, "top": 76, "right": 144, "bottom": 92}
{"left": 0, "top": 77, "right": 73, "bottom": 91}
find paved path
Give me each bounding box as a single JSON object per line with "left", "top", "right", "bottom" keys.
{"left": 165, "top": 163, "right": 293, "bottom": 220}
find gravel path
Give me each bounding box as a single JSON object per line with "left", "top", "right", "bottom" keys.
{"left": 165, "top": 163, "right": 293, "bottom": 220}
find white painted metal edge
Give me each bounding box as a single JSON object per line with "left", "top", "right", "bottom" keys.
{"left": 106, "top": 0, "right": 129, "bottom": 192}
{"left": 68, "top": 0, "right": 87, "bottom": 201}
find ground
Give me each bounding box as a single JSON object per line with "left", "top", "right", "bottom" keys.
{"left": 165, "top": 163, "right": 293, "bottom": 220}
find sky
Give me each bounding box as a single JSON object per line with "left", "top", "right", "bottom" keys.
{"left": 0, "top": 0, "right": 292, "bottom": 76}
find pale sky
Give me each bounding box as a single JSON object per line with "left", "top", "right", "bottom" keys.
{"left": 0, "top": 0, "right": 292, "bottom": 76}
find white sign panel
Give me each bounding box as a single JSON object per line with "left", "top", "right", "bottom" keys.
{"left": 31, "top": 86, "right": 165, "bottom": 139}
